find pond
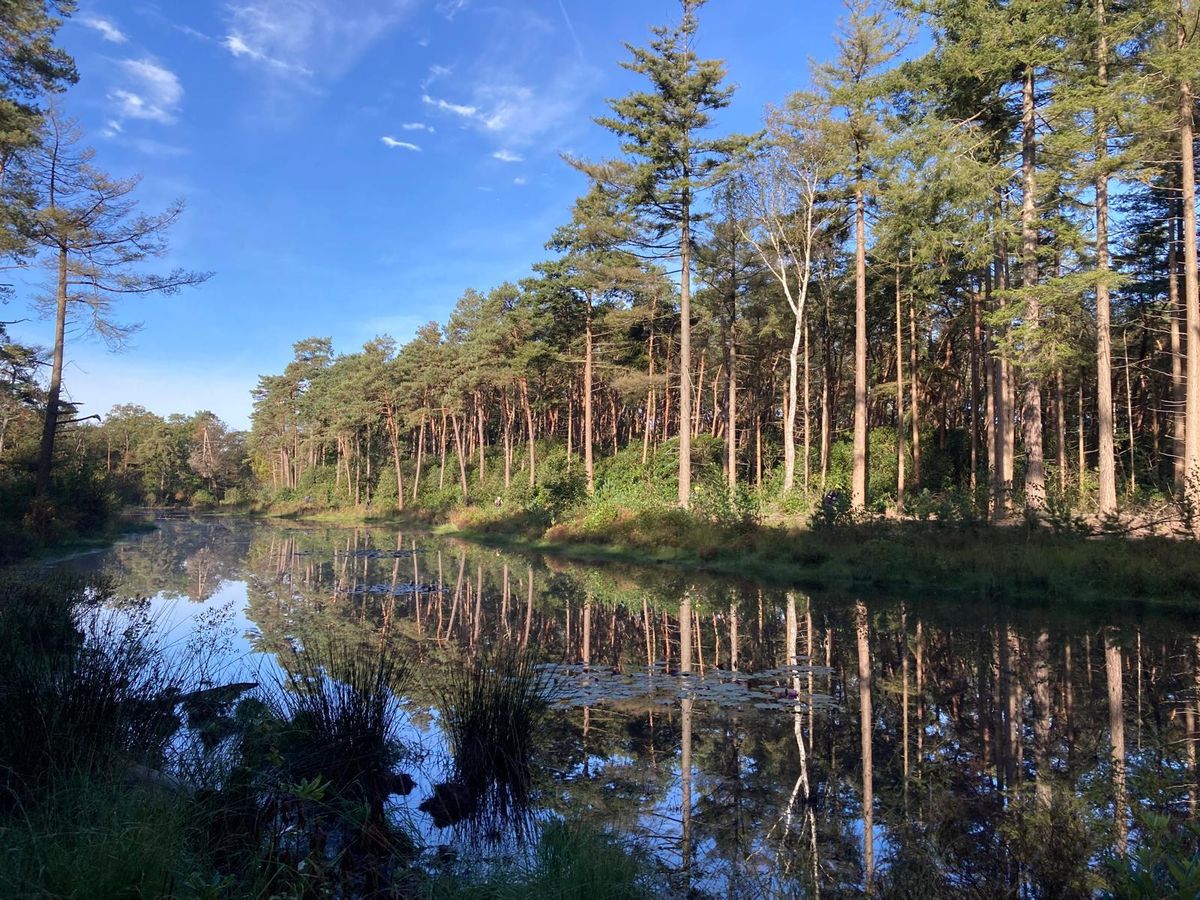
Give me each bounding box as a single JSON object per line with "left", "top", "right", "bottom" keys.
{"left": 74, "top": 516, "right": 1200, "bottom": 896}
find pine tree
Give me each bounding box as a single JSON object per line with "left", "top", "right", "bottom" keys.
{"left": 816, "top": 0, "right": 908, "bottom": 509}
{"left": 23, "top": 110, "right": 210, "bottom": 498}
{"left": 575, "top": 0, "right": 747, "bottom": 508}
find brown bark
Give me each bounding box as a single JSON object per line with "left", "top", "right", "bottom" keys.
{"left": 1021, "top": 66, "right": 1046, "bottom": 510}
{"left": 852, "top": 181, "right": 869, "bottom": 508}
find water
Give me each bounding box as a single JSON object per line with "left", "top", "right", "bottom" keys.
{"left": 74, "top": 516, "right": 1200, "bottom": 895}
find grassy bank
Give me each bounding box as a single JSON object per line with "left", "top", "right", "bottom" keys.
{"left": 430, "top": 505, "right": 1200, "bottom": 611}
{"left": 256, "top": 491, "right": 1200, "bottom": 611}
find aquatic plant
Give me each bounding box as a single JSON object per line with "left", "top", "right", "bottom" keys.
{"left": 434, "top": 644, "right": 550, "bottom": 836}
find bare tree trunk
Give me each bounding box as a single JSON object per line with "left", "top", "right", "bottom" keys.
{"left": 971, "top": 285, "right": 981, "bottom": 490}
{"left": 384, "top": 405, "right": 406, "bottom": 512}
{"left": 1096, "top": 0, "right": 1118, "bottom": 515}
{"left": 852, "top": 181, "right": 869, "bottom": 509}
{"left": 1056, "top": 370, "right": 1068, "bottom": 493}
{"left": 36, "top": 245, "right": 70, "bottom": 498}
{"left": 521, "top": 379, "right": 536, "bottom": 488}
{"left": 727, "top": 332, "right": 737, "bottom": 492}
{"left": 679, "top": 202, "right": 693, "bottom": 508}
{"left": 803, "top": 318, "right": 811, "bottom": 494}
{"left": 910, "top": 264, "right": 921, "bottom": 490}
{"left": 584, "top": 308, "right": 595, "bottom": 495}
{"left": 451, "top": 414, "right": 468, "bottom": 499}
{"left": 896, "top": 261, "right": 906, "bottom": 511}
{"left": 1172, "top": 193, "right": 1186, "bottom": 490}
{"left": 413, "top": 414, "right": 425, "bottom": 501}
{"left": 1180, "top": 1, "right": 1200, "bottom": 523}
{"left": 1021, "top": 66, "right": 1046, "bottom": 510}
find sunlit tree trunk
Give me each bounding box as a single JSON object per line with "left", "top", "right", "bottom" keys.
{"left": 852, "top": 181, "right": 869, "bottom": 509}
{"left": 1020, "top": 66, "right": 1046, "bottom": 510}
{"left": 1178, "top": 0, "right": 1200, "bottom": 523}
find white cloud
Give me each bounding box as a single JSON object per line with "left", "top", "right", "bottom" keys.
{"left": 422, "top": 64, "right": 452, "bottom": 89}
{"left": 422, "top": 93, "right": 477, "bottom": 118}
{"left": 222, "top": 1, "right": 415, "bottom": 81}
{"left": 223, "top": 32, "right": 312, "bottom": 75}
{"left": 81, "top": 15, "right": 127, "bottom": 43}
{"left": 436, "top": 0, "right": 468, "bottom": 19}
{"left": 513, "top": 176, "right": 528, "bottom": 185}
{"left": 400, "top": 122, "right": 433, "bottom": 132}
{"left": 108, "top": 59, "right": 183, "bottom": 125}
{"left": 492, "top": 149, "right": 522, "bottom": 163}
{"left": 381, "top": 136, "right": 420, "bottom": 151}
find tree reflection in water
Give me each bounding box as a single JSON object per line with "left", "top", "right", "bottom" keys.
{"left": 94, "top": 519, "right": 1200, "bottom": 896}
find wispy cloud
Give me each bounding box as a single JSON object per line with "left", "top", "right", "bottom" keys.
{"left": 81, "top": 15, "right": 127, "bottom": 43}
{"left": 107, "top": 59, "right": 183, "bottom": 125}
{"left": 492, "top": 149, "right": 522, "bottom": 163}
{"left": 421, "top": 64, "right": 451, "bottom": 89}
{"left": 224, "top": 32, "right": 312, "bottom": 75}
{"left": 381, "top": 136, "right": 421, "bottom": 151}
{"left": 222, "top": 1, "right": 415, "bottom": 82}
{"left": 513, "top": 176, "right": 528, "bottom": 185}
{"left": 436, "top": 0, "right": 468, "bottom": 19}
{"left": 400, "top": 122, "right": 433, "bottom": 132}
{"left": 422, "top": 93, "right": 477, "bottom": 118}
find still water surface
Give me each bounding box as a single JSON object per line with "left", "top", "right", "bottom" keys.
{"left": 77, "top": 517, "right": 1200, "bottom": 896}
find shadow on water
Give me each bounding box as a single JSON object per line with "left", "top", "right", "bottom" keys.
{"left": 36, "top": 516, "right": 1200, "bottom": 895}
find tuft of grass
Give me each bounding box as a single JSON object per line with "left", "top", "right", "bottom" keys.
{"left": 0, "top": 775, "right": 198, "bottom": 899}
{"left": 0, "top": 573, "right": 199, "bottom": 797}
{"left": 437, "top": 645, "right": 550, "bottom": 836}
{"left": 262, "top": 642, "right": 411, "bottom": 814}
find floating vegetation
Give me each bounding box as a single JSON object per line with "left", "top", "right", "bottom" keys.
{"left": 334, "top": 549, "right": 419, "bottom": 559}
{"left": 538, "top": 661, "right": 837, "bottom": 715}
{"left": 334, "top": 581, "right": 450, "bottom": 597}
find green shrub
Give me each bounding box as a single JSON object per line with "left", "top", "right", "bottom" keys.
{"left": 192, "top": 488, "right": 217, "bottom": 509}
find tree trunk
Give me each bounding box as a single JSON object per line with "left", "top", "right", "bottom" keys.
{"left": 727, "top": 329, "right": 737, "bottom": 493}
{"left": 413, "top": 414, "right": 425, "bottom": 501}
{"left": 35, "top": 244, "right": 70, "bottom": 499}
{"left": 1056, "top": 369, "right": 1068, "bottom": 493}
{"left": 909, "top": 260, "right": 921, "bottom": 490}
{"left": 1171, "top": 190, "right": 1186, "bottom": 491}
{"left": 896, "top": 261, "right": 906, "bottom": 510}
{"left": 784, "top": 297, "right": 802, "bottom": 493}
{"left": 679, "top": 199, "right": 693, "bottom": 508}
{"left": 584, "top": 306, "right": 595, "bottom": 495}
{"left": 852, "top": 181, "right": 869, "bottom": 508}
{"left": 384, "top": 405, "right": 406, "bottom": 512}
{"left": 1021, "top": 66, "right": 1046, "bottom": 510}
{"left": 451, "top": 414, "right": 468, "bottom": 499}
{"left": 521, "top": 378, "right": 537, "bottom": 488}
{"left": 1096, "top": 0, "right": 1118, "bottom": 515}
{"left": 1180, "top": 0, "right": 1200, "bottom": 524}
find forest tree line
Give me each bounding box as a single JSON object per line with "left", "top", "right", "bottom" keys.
{"left": 4, "top": 0, "right": 1200, "bottom": 532}
{"left": 242, "top": 0, "right": 1200, "bottom": 526}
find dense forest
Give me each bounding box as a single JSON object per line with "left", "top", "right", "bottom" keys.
{"left": 3, "top": 0, "right": 1200, "bottom": 548}
{"left": 234, "top": 0, "right": 1200, "bottom": 530}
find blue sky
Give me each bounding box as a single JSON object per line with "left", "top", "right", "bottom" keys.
{"left": 7, "top": 0, "right": 850, "bottom": 429}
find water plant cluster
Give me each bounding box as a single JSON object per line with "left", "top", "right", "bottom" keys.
{"left": 0, "top": 571, "right": 655, "bottom": 898}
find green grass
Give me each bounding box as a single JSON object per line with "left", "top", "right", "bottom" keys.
{"left": 440, "top": 507, "right": 1200, "bottom": 611}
